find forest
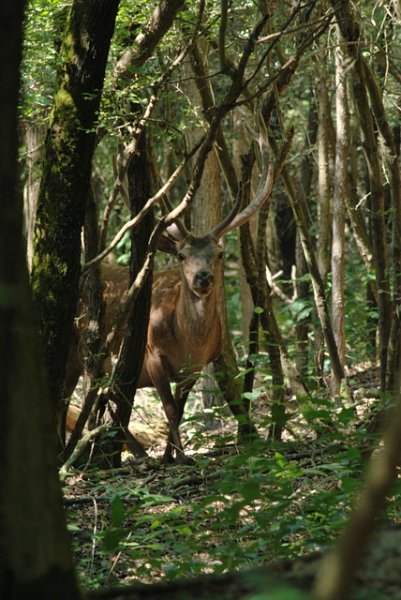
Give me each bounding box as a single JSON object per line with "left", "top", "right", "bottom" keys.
{"left": 2, "top": 0, "right": 401, "bottom": 599}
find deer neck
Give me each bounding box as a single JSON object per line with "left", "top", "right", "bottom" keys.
{"left": 176, "top": 283, "right": 218, "bottom": 339}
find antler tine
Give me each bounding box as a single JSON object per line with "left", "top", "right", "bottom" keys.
{"left": 210, "top": 190, "right": 244, "bottom": 240}
{"left": 168, "top": 219, "right": 189, "bottom": 240}
{"left": 212, "top": 162, "right": 275, "bottom": 240}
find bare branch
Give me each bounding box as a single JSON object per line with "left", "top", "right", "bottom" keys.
{"left": 83, "top": 153, "right": 199, "bottom": 271}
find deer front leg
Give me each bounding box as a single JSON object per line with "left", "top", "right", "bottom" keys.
{"left": 162, "top": 376, "right": 196, "bottom": 464}
{"left": 146, "top": 354, "right": 188, "bottom": 464}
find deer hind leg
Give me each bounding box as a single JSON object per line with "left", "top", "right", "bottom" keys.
{"left": 162, "top": 377, "right": 196, "bottom": 464}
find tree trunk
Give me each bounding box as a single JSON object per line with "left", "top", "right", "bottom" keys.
{"left": 185, "top": 39, "right": 224, "bottom": 416}
{"left": 316, "top": 48, "right": 332, "bottom": 283}
{"left": 0, "top": 2, "right": 80, "bottom": 596}
{"left": 295, "top": 92, "right": 318, "bottom": 377}
{"left": 359, "top": 60, "right": 401, "bottom": 392}
{"left": 331, "top": 29, "right": 348, "bottom": 385}
{"left": 269, "top": 133, "right": 345, "bottom": 390}
{"left": 23, "top": 122, "right": 45, "bottom": 271}
{"left": 30, "top": 0, "right": 120, "bottom": 446}
{"left": 192, "top": 146, "right": 225, "bottom": 419}
{"left": 106, "top": 128, "right": 154, "bottom": 465}
{"left": 232, "top": 109, "right": 255, "bottom": 345}
{"left": 330, "top": 0, "right": 391, "bottom": 391}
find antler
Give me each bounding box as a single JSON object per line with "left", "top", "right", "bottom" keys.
{"left": 212, "top": 163, "right": 274, "bottom": 240}
{"left": 211, "top": 125, "right": 293, "bottom": 240}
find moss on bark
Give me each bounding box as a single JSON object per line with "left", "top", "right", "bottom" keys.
{"left": 31, "top": 0, "right": 120, "bottom": 431}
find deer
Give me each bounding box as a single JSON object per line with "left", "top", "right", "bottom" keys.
{"left": 64, "top": 160, "right": 278, "bottom": 464}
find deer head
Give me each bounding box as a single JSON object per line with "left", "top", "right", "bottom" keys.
{"left": 159, "top": 229, "right": 224, "bottom": 299}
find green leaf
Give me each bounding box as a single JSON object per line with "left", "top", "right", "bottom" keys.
{"left": 102, "top": 528, "right": 125, "bottom": 552}
{"left": 240, "top": 480, "right": 261, "bottom": 503}
{"left": 110, "top": 494, "right": 125, "bottom": 527}
{"left": 176, "top": 525, "right": 192, "bottom": 536}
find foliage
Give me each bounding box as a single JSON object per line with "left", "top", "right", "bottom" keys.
{"left": 66, "top": 410, "right": 381, "bottom": 590}
{"left": 22, "top": 0, "right": 60, "bottom": 119}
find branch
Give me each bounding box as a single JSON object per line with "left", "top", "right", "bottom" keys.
{"left": 114, "top": 0, "right": 186, "bottom": 79}
{"left": 218, "top": 0, "right": 233, "bottom": 75}
{"left": 84, "top": 145, "right": 201, "bottom": 271}
{"left": 59, "top": 424, "right": 109, "bottom": 478}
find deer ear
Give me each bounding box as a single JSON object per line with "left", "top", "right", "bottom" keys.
{"left": 157, "top": 233, "right": 178, "bottom": 256}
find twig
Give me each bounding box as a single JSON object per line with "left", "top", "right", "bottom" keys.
{"left": 60, "top": 424, "right": 109, "bottom": 479}
{"left": 84, "top": 153, "right": 200, "bottom": 271}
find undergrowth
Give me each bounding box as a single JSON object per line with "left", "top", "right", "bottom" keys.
{"left": 65, "top": 399, "right": 380, "bottom": 591}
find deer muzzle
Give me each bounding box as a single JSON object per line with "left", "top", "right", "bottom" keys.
{"left": 193, "top": 269, "right": 214, "bottom": 294}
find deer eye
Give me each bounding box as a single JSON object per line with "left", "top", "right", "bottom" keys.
{"left": 177, "top": 251, "right": 185, "bottom": 262}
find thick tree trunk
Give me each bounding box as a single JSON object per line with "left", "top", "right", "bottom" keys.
{"left": 0, "top": 2, "right": 80, "bottom": 597}
{"left": 30, "top": 0, "right": 120, "bottom": 444}
{"left": 192, "top": 147, "right": 225, "bottom": 418}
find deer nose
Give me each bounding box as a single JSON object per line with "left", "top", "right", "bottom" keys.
{"left": 194, "top": 270, "right": 214, "bottom": 288}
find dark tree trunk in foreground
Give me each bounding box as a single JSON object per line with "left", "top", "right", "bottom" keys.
{"left": 0, "top": 2, "right": 80, "bottom": 598}
{"left": 30, "top": 0, "right": 120, "bottom": 443}
{"left": 106, "top": 129, "right": 154, "bottom": 465}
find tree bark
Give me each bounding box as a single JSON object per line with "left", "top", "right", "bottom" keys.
{"left": 295, "top": 92, "right": 318, "bottom": 377}
{"left": 114, "top": 0, "right": 185, "bottom": 77}
{"left": 23, "top": 122, "right": 45, "bottom": 271}
{"left": 331, "top": 29, "right": 348, "bottom": 382}
{"left": 316, "top": 47, "right": 332, "bottom": 283}
{"left": 0, "top": 2, "right": 80, "bottom": 597}
{"left": 232, "top": 110, "right": 255, "bottom": 345}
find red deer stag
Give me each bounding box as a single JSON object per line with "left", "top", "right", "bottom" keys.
{"left": 65, "top": 165, "right": 275, "bottom": 463}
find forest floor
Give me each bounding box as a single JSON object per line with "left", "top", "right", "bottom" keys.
{"left": 63, "top": 363, "right": 401, "bottom": 599}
